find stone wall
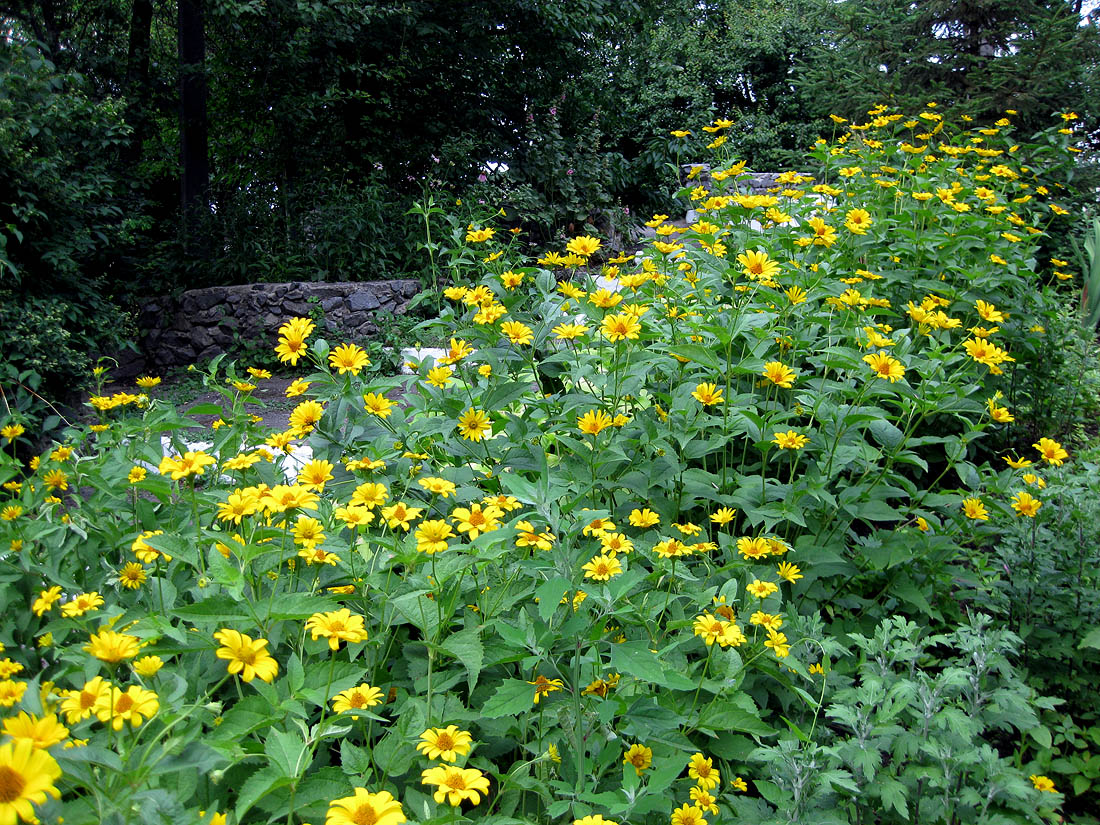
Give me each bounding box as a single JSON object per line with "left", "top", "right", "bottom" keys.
{"left": 135, "top": 279, "right": 421, "bottom": 371}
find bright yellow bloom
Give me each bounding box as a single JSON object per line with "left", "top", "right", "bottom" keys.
{"left": 331, "top": 683, "right": 384, "bottom": 714}
{"left": 0, "top": 739, "right": 62, "bottom": 823}
{"left": 362, "top": 392, "right": 396, "bottom": 419}
{"left": 213, "top": 629, "right": 279, "bottom": 683}
{"left": 844, "top": 208, "right": 873, "bottom": 234}
{"left": 1029, "top": 774, "right": 1056, "bottom": 792}
{"left": 325, "top": 788, "right": 406, "bottom": 825}
{"left": 771, "top": 430, "right": 808, "bottom": 450}
{"left": 962, "top": 497, "right": 989, "bottom": 521}
{"left": 687, "top": 752, "right": 720, "bottom": 790}
{"left": 1033, "top": 437, "right": 1068, "bottom": 466}
{"left": 762, "top": 361, "right": 797, "bottom": 388}
{"left": 582, "top": 553, "right": 623, "bottom": 581}
{"left": 863, "top": 351, "right": 905, "bottom": 382}
{"left": 777, "top": 561, "right": 803, "bottom": 583}
{"left": 306, "top": 609, "right": 368, "bottom": 651}
{"left": 623, "top": 743, "right": 653, "bottom": 775}
{"left": 671, "top": 804, "right": 707, "bottom": 825}
{"left": 417, "top": 726, "right": 474, "bottom": 762}
{"left": 737, "top": 249, "right": 780, "bottom": 280}
{"left": 601, "top": 313, "right": 641, "bottom": 342}
{"left": 328, "top": 343, "right": 370, "bottom": 375}
{"left": 31, "top": 587, "right": 63, "bottom": 618}
{"left": 1, "top": 712, "right": 68, "bottom": 749}
{"left": 566, "top": 235, "right": 601, "bottom": 257}
{"left": 84, "top": 630, "right": 141, "bottom": 663}
{"left": 451, "top": 503, "right": 503, "bottom": 539}
{"left": 691, "top": 383, "right": 724, "bottom": 406}
{"left": 421, "top": 765, "right": 491, "bottom": 807}
{"left": 415, "top": 519, "right": 454, "bottom": 554}
{"left": 578, "top": 409, "right": 613, "bottom": 435}
{"left": 746, "top": 579, "right": 779, "bottom": 598}
{"left": 60, "top": 592, "right": 104, "bottom": 618}
{"left": 426, "top": 366, "right": 454, "bottom": 388}
{"left": 457, "top": 407, "right": 492, "bottom": 441}
{"left": 629, "top": 508, "right": 660, "bottom": 527}
{"left": 418, "top": 477, "right": 457, "bottom": 498}
{"left": 380, "top": 501, "right": 423, "bottom": 531}
{"left": 1011, "top": 491, "right": 1042, "bottom": 517}
{"left": 94, "top": 684, "right": 159, "bottom": 730}
{"left": 0, "top": 682, "right": 28, "bottom": 708}
{"left": 133, "top": 655, "right": 164, "bottom": 677}
{"left": 501, "top": 320, "right": 534, "bottom": 346}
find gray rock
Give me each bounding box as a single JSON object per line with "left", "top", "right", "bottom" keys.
{"left": 349, "top": 291, "right": 381, "bottom": 311}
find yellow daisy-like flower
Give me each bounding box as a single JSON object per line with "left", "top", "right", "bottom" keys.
{"left": 326, "top": 788, "right": 406, "bottom": 825}
{"left": 132, "top": 656, "right": 164, "bottom": 677}
{"left": 777, "top": 561, "right": 803, "bottom": 583}
{"left": 93, "top": 684, "right": 159, "bottom": 730}
{"left": 691, "top": 383, "right": 724, "bottom": 406}
{"left": 762, "top": 361, "right": 797, "bottom": 388}
{"left": 1, "top": 712, "right": 68, "bottom": 750}
{"left": 328, "top": 343, "right": 370, "bottom": 375}
{"left": 451, "top": 503, "right": 503, "bottom": 540}
{"left": 1011, "top": 491, "right": 1042, "bottom": 517}
{"left": 500, "top": 321, "right": 534, "bottom": 346}
{"left": 601, "top": 313, "right": 641, "bottom": 343}
{"left": 0, "top": 739, "right": 62, "bottom": 823}
{"left": 566, "top": 235, "right": 602, "bottom": 257}
{"left": 417, "top": 726, "right": 474, "bottom": 762}
{"left": 737, "top": 249, "right": 780, "bottom": 280}
{"left": 363, "top": 392, "right": 396, "bottom": 418}
{"left": 771, "top": 430, "right": 808, "bottom": 450}
{"left": 380, "top": 501, "right": 423, "bottom": 531}
{"left": 31, "top": 586, "right": 63, "bottom": 618}
{"left": 765, "top": 627, "right": 791, "bottom": 657}
{"left": 577, "top": 409, "right": 613, "bottom": 435}
{"left": 0, "top": 682, "right": 28, "bottom": 708}
{"left": 581, "top": 553, "right": 623, "bottom": 581}
{"left": 285, "top": 377, "right": 311, "bottom": 397}
{"left": 331, "top": 683, "right": 384, "bottom": 714}
{"left": 306, "top": 609, "right": 368, "bottom": 651}
{"left": 60, "top": 592, "right": 104, "bottom": 618}
{"left": 575, "top": 816, "right": 618, "bottom": 825}
{"left": 671, "top": 803, "right": 708, "bottom": 825}
{"left": 421, "top": 765, "right": 491, "bottom": 807}
{"left": 687, "top": 752, "right": 720, "bottom": 790}
{"left": 84, "top": 629, "right": 141, "bottom": 663}
{"left": 426, "top": 366, "right": 454, "bottom": 388}
{"left": 863, "top": 351, "right": 905, "bottom": 382}
{"left": 961, "top": 497, "right": 989, "bottom": 521}
{"left": 213, "top": 629, "right": 279, "bottom": 683}
{"left": 746, "top": 579, "right": 779, "bottom": 599}
{"left": 1033, "top": 437, "right": 1068, "bottom": 466}
{"left": 629, "top": 508, "right": 660, "bottom": 528}
{"left": 553, "top": 322, "right": 588, "bottom": 341}
{"left": 623, "top": 743, "right": 653, "bottom": 775}
{"left": 457, "top": 407, "right": 492, "bottom": 442}
{"left": 127, "top": 466, "right": 147, "bottom": 484}
{"left": 418, "top": 477, "right": 457, "bottom": 498}
{"left": 1029, "top": 774, "right": 1057, "bottom": 793}
{"left": 415, "top": 519, "right": 454, "bottom": 554}
{"left": 528, "top": 675, "right": 564, "bottom": 704}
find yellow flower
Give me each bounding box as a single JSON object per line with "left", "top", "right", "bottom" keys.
{"left": 60, "top": 592, "right": 104, "bottom": 618}
{"left": 0, "top": 423, "right": 26, "bottom": 441}
{"left": 331, "top": 683, "right": 384, "bottom": 714}
{"left": 762, "top": 361, "right": 797, "bottom": 388}
{"left": 691, "top": 383, "right": 724, "bottom": 406}
{"left": 158, "top": 450, "right": 216, "bottom": 480}
{"left": 451, "top": 503, "right": 503, "bottom": 539}
{"left": 285, "top": 378, "right": 311, "bottom": 397}
{"left": 415, "top": 519, "right": 454, "bottom": 554}
{"left": 133, "top": 656, "right": 164, "bottom": 677}
{"left": 1, "top": 712, "right": 68, "bottom": 749}
{"left": 746, "top": 579, "right": 779, "bottom": 599}
{"left": 844, "top": 208, "right": 872, "bottom": 234}
{"left": 380, "top": 501, "right": 423, "bottom": 531}
{"left": 306, "top": 609, "right": 368, "bottom": 650}
{"left": 326, "top": 788, "right": 407, "bottom": 825}
{"left": 213, "top": 629, "right": 279, "bottom": 682}
{"left": 1033, "top": 437, "right": 1068, "bottom": 466}
{"left": 731, "top": 776, "right": 749, "bottom": 792}
{"left": 425, "top": 366, "right": 454, "bottom": 388}
{"left": 601, "top": 313, "right": 641, "bottom": 342}
{"left": 418, "top": 477, "right": 457, "bottom": 498}
{"left": 31, "top": 587, "right": 62, "bottom": 618}
{"left": 528, "top": 675, "right": 564, "bottom": 704}
{"left": 0, "top": 739, "right": 62, "bottom": 823}
{"left": 552, "top": 322, "right": 589, "bottom": 341}
{"left": 363, "top": 392, "right": 396, "bottom": 418}
{"left": 709, "top": 507, "right": 736, "bottom": 525}
{"left": 465, "top": 226, "right": 495, "bottom": 243}
{"left": 457, "top": 407, "right": 492, "bottom": 442}
{"left": 501, "top": 320, "right": 534, "bottom": 346}
{"left": 1029, "top": 774, "right": 1056, "bottom": 792}
{"left": 94, "top": 684, "right": 159, "bottom": 730}
{"left": 737, "top": 249, "right": 780, "bottom": 280}
{"left": 863, "top": 351, "right": 905, "bottom": 382}
{"left": 1011, "top": 491, "right": 1042, "bottom": 517}
{"left": 962, "top": 497, "right": 989, "bottom": 521}
{"left": 777, "top": 561, "right": 803, "bottom": 583}
{"left": 417, "top": 726, "right": 474, "bottom": 762}
{"left": 84, "top": 629, "right": 141, "bottom": 663}
{"left": 671, "top": 804, "right": 707, "bottom": 825}
{"left": 0, "top": 681, "right": 28, "bottom": 708}
{"left": 328, "top": 343, "right": 370, "bottom": 375}
{"left": 566, "top": 235, "right": 602, "bottom": 257}
{"left": 771, "top": 430, "right": 808, "bottom": 450}
{"left": 577, "top": 409, "right": 613, "bottom": 435}
{"left": 421, "top": 765, "right": 491, "bottom": 807}
{"left": 42, "top": 468, "right": 68, "bottom": 491}
{"left": 765, "top": 627, "right": 791, "bottom": 657}
{"left": 581, "top": 553, "right": 623, "bottom": 581}
{"left": 623, "top": 743, "right": 652, "bottom": 775}
{"left": 575, "top": 817, "right": 618, "bottom": 825}
{"left": 629, "top": 508, "right": 660, "bottom": 528}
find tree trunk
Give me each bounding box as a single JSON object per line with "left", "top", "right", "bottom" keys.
{"left": 123, "top": 0, "right": 154, "bottom": 167}
{"left": 178, "top": 0, "right": 210, "bottom": 260}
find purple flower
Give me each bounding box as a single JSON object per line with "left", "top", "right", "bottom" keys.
{"left": 549, "top": 107, "right": 557, "bottom": 116}
{"left": 478, "top": 173, "right": 488, "bottom": 183}
{"left": 566, "top": 169, "right": 574, "bottom": 176}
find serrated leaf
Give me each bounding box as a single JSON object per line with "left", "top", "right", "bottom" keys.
{"left": 1079, "top": 627, "right": 1100, "bottom": 650}
{"left": 441, "top": 626, "right": 483, "bottom": 693}
{"left": 235, "top": 767, "right": 294, "bottom": 821}
{"left": 481, "top": 679, "right": 536, "bottom": 717}
{"left": 265, "top": 728, "right": 310, "bottom": 779}
{"left": 535, "top": 576, "right": 571, "bottom": 624}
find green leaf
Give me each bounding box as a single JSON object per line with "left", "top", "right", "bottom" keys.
{"left": 235, "top": 766, "right": 293, "bottom": 820}
{"left": 535, "top": 576, "right": 572, "bottom": 624}
{"left": 696, "top": 700, "right": 776, "bottom": 738}
{"left": 481, "top": 679, "right": 536, "bottom": 717}
{"left": 1079, "top": 627, "right": 1100, "bottom": 650}
{"left": 340, "top": 739, "right": 373, "bottom": 776}
{"left": 441, "top": 626, "right": 484, "bottom": 693}
{"left": 265, "top": 728, "right": 310, "bottom": 779}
